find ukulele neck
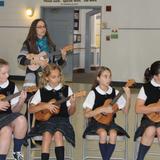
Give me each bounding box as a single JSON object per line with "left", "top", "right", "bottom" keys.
{"left": 56, "top": 95, "right": 72, "bottom": 105}
{"left": 110, "top": 88, "right": 124, "bottom": 105}
{"left": 2, "top": 91, "right": 21, "bottom": 101}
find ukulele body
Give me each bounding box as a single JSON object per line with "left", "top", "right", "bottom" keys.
{"left": 93, "top": 79, "right": 135, "bottom": 125}
{"left": 34, "top": 90, "right": 86, "bottom": 122}
{"left": 0, "top": 94, "right": 6, "bottom": 100}
{"left": 26, "top": 52, "right": 49, "bottom": 71}
{"left": 146, "top": 102, "right": 160, "bottom": 122}
{"left": 147, "top": 112, "right": 160, "bottom": 122}
{"left": 35, "top": 99, "right": 60, "bottom": 121}
{"left": 94, "top": 99, "right": 118, "bottom": 125}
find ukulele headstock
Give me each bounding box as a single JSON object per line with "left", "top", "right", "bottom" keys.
{"left": 24, "top": 86, "right": 38, "bottom": 93}
{"left": 63, "top": 44, "right": 73, "bottom": 52}
{"left": 74, "top": 90, "right": 87, "bottom": 98}
{"left": 125, "top": 79, "right": 136, "bottom": 88}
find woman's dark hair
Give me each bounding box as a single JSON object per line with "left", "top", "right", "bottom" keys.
{"left": 144, "top": 61, "right": 160, "bottom": 82}
{"left": 24, "top": 18, "right": 56, "bottom": 53}
{"left": 91, "top": 66, "right": 111, "bottom": 90}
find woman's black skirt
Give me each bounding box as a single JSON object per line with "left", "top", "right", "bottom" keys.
{"left": 0, "top": 112, "right": 22, "bottom": 129}
{"left": 83, "top": 119, "right": 130, "bottom": 138}
{"left": 27, "top": 116, "right": 75, "bottom": 147}
{"left": 134, "top": 116, "right": 160, "bottom": 141}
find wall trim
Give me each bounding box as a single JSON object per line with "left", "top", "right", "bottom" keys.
{"left": 9, "top": 75, "right": 25, "bottom": 81}
{"left": 9, "top": 75, "right": 143, "bottom": 88}
{"left": 0, "top": 26, "right": 30, "bottom": 28}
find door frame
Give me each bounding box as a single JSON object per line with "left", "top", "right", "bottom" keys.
{"left": 85, "top": 8, "right": 101, "bottom": 72}
{"left": 40, "top": 6, "right": 102, "bottom": 74}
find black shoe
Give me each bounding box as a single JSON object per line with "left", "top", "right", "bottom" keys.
{"left": 23, "top": 139, "right": 28, "bottom": 147}
{"left": 34, "top": 140, "right": 42, "bottom": 146}
{"left": 31, "top": 140, "right": 37, "bottom": 148}
{"left": 23, "top": 139, "right": 36, "bottom": 148}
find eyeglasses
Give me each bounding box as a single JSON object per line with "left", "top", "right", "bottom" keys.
{"left": 36, "top": 26, "right": 46, "bottom": 29}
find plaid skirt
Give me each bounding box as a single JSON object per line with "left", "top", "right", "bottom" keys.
{"left": 83, "top": 119, "right": 130, "bottom": 138}
{"left": 0, "top": 112, "right": 23, "bottom": 129}
{"left": 27, "top": 116, "right": 75, "bottom": 147}
{"left": 134, "top": 116, "right": 160, "bottom": 141}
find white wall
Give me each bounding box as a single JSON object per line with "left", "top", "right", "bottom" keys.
{"left": 0, "top": 0, "right": 160, "bottom": 82}
{"left": 101, "top": 0, "right": 160, "bottom": 82}
{"left": 0, "top": 0, "right": 40, "bottom": 76}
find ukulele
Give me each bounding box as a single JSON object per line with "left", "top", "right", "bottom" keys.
{"left": 26, "top": 44, "right": 73, "bottom": 71}
{"left": 146, "top": 99, "right": 160, "bottom": 122}
{"left": 35, "top": 90, "right": 86, "bottom": 121}
{"left": 94, "top": 79, "right": 135, "bottom": 125}
{"left": 0, "top": 86, "right": 37, "bottom": 105}
{"left": 26, "top": 51, "right": 49, "bottom": 71}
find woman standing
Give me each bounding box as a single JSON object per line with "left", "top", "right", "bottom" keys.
{"left": 17, "top": 18, "right": 68, "bottom": 147}
{"left": 17, "top": 18, "right": 67, "bottom": 88}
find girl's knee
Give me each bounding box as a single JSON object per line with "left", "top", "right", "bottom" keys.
{"left": 0, "top": 126, "right": 12, "bottom": 136}
{"left": 15, "top": 115, "right": 27, "bottom": 126}
{"left": 144, "top": 127, "right": 156, "bottom": 138}
{"left": 99, "top": 130, "right": 107, "bottom": 137}
{"left": 54, "top": 131, "right": 64, "bottom": 145}
{"left": 109, "top": 130, "right": 117, "bottom": 138}
{"left": 43, "top": 132, "right": 52, "bottom": 142}
{"left": 156, "top": 128, "right": 160, "bottom": 138}
{"left": 54, "top": 131, "right": 63, "bottom": 139}
{"left": 109, "top": 130, "right": 117, "bottom": 143}
{"left": 97, "top": 130, "right": 107, "bottom": 143}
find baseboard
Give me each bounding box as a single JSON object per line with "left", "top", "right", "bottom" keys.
{"left": 73, "top": 67, "right": 85, "bottom": 73}
{"left": 9, "top": 75, "right": 25, "bottom": 81}
{"left": 9, "top": 75, "right": 143, "bottom": 88}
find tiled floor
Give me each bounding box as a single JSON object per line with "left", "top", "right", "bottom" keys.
{"left": 6, "top": 81, "right": 160, "bottom": 160}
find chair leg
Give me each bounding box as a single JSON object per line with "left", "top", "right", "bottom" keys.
{"left": 125, "top": 138, "right": 128, "bottom": 160}
{"left": 65, "top": 141, "right": 73, "bottom": 160}
{"left": 134, "top": 140, "right": 140, "bottom": 160}
{"left": 82, "top": 138, "right": 87, "bottom": 160}
{"left": 27, "top": 138, "right": 32, "bottom": 160}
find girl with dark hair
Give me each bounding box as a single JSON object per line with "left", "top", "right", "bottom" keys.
{"left": 0, "top": 58, "right": 27, "bottom": 160}
{"left": 134, "top": 61, "right": 160, "bottom": 160}
{"left": 27, "top": 64, "right": 76, "bottom": 160}
{"left": 83, "top": 66, "right": 131, "bottom": 160}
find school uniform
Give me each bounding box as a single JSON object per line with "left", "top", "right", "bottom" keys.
{"left": 83, "top": 85, "right": 129, "bottom": 138}
{"left": 27, "top": 83, "right": 75, "bottom": 147}
{"left": 134, "top": 79, "right": 160, "bottom": 141}
{"left": 0, "top": 80, "right": 22, "bottom": 129}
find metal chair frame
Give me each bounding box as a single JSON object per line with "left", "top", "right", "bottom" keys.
{"left": 26, "top": 97, "right": 73, "bottom": 160}
{"left": 133, "top": 114, "right": 160, "bottom": 160}
{"left": 83, "top": 112, "right": 129, "bottom": 160}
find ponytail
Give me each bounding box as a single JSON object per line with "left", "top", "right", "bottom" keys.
{"left": 144, "top": 61, "right": 160, "bottom": 82}
{"left": 144, "top": 67, "right": 152, "bottom": 82}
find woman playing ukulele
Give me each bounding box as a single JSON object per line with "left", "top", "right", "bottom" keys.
{"left": 17, "top": 18, "right": 69, "bottom": 147}
{"left": 17, "top": 18, "right": 68, "bottom": 88}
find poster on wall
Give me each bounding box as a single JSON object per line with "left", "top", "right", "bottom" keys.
{"left": 0, "top": 0, "right": 4, "bottom": 6}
